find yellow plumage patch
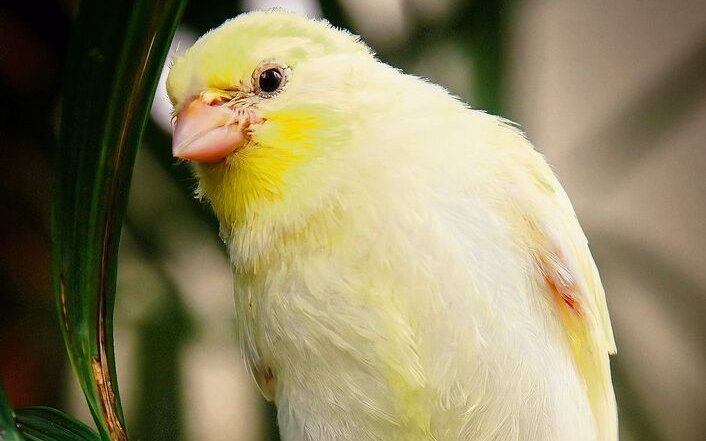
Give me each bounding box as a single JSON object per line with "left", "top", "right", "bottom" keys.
{"left": 257, "top": 108, "right": 322, "bottom": 149}
{"left": 196, "top": 104, "right": 349, "bottom": 227}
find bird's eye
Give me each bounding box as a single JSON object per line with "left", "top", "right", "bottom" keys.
{"left": 258, "top": 68, "right": 284, "bottom": 95}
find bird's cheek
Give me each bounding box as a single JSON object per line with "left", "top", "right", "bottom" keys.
{"left": 172, "top": 98, "right": 263, "bottom": 163}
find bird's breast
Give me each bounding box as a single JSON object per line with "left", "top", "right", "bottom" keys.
{"left": 230, "top": 184, "right": 594, "bottom": 441}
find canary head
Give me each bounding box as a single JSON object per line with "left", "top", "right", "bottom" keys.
{"left": 167, "top": 10, "right": 373, "bottom": 228}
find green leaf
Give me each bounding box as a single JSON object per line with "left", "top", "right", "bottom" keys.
{"left": 14, "top": 408, "right": 99, "bottom": 441}
{"left": 0, "top": 380, "right": 25, "bottom": 441}
{"left": 52, "top": 1, "right": 186, "bottom": 440}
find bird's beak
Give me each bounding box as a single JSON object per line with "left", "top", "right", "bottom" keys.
{"left": 172, "top": 98, "right": 263, "bottom": 163}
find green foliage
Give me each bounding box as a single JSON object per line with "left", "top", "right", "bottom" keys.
{"left": 0, "top": 382, "right": 98, "bottom": 441}
{"left": 52, "top": 0, "right": 186, "bottom": 439}
{"left": 14, "top": 408, "right": 99, "bottom": 441}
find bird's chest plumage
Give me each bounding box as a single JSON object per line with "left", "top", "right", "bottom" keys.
{"left": 230, "top": 190, "right": 595, "bottom": 441}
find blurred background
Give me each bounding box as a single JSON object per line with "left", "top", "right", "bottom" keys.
{"left": 1, "top": 0, "right": 705, "bottom": 440}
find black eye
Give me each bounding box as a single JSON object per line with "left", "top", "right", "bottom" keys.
{"left": 258, "top": 68, "right": 283, "bottom": 94}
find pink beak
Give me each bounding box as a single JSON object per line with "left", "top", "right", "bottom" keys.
{"left": 172, "top": 98, "right": 262, "bottom": 163}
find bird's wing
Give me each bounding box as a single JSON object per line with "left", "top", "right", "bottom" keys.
{"left": 515, "top": 152, "right": 618, "bottom": 441}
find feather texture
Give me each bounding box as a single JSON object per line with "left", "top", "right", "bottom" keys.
{"left": 168, "top": 10, "right": 618, "bottom": 441}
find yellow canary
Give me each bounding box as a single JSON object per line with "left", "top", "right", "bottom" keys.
{"left": 168, "top": 10, "right": 617, "bottom": 441}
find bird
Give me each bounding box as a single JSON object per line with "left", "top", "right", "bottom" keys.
{"left": 167, "top": 9, "right": 618, "bottom": 441}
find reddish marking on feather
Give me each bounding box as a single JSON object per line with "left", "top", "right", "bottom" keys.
{"left": 537, "top": 254, "right": 581, "bottom": 315}
{"left": 544, "top": 271, "right": 579, "bottom": 312}
{"left": 263, "top": 367, "right": 274, "bottom": 384}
